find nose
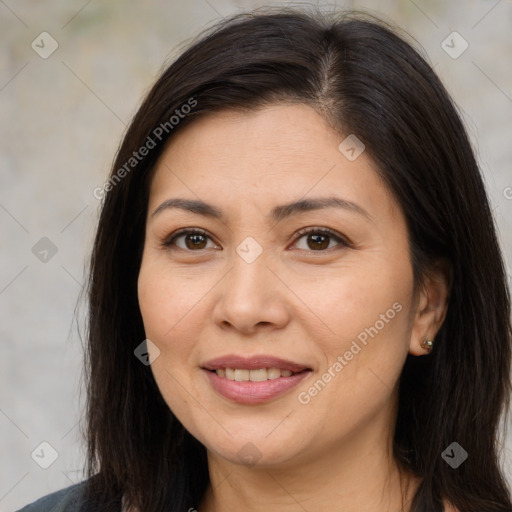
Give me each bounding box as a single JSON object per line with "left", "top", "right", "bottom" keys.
{"left": 212, "top": 248, "right": 290, "bottom": 335}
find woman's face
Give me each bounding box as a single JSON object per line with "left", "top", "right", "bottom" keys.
{"left": 137, "top": 103, "right": 428, "bottom": 468}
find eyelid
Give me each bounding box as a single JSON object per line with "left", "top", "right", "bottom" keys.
{"left": 162, "top": 226, "right": 351, "bottom": 251}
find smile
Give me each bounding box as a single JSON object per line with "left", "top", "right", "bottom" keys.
{"left": 201, "top": 354, "right": 313, "bottom": 404}
{"left": 214, "top": 367, "right": 298, "bottom": 381}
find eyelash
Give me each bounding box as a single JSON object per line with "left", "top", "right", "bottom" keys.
{"left": 162, "top": 227, "right": 350, "bottom": 253}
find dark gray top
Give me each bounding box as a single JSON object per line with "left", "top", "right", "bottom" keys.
{"left": 15, "top": 480, "right": 103, "bottom": 512}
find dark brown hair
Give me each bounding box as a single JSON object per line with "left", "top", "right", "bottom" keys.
{"left": 81, "top": 7, "right": 512, "bottom": 511}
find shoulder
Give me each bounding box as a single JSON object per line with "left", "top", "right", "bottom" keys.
{"left": 15, "top": 480, "right": 88, "bottom": 512}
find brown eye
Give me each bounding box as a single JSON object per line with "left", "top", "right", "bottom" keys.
{"left": 164, "top": 229, "right": 217, "bottom": 251}
{"left": 292, "top": 228, "right": 349, "bottom": 251}
{"left": 183, "top": 233, "right": 208, "bottom": 250}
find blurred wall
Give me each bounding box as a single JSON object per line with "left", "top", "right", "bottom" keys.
{"left": 1, "top": 1, "right": 511, "bottom": 510}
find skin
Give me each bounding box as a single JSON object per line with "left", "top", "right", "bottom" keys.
{"left": 137, "top": 103, "right": 452, "bottom": 512}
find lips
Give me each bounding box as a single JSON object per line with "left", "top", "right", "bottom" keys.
{"left": 201, "top": 354, "right": 311, "bottom": 373}
{"left": 201, "top": 354, "right": 312, "bottom": 404}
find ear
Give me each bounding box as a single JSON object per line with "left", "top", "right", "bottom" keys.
{"left": 409, "top": 258, "right": 452, "bottom": 356}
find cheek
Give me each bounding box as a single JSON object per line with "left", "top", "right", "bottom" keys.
{"left": 295, "top": 259, "right": 411, "bottom": 352}
{"left": 137, "top": 261, "right": 191, "bottom": 386}
{"left": 138, "top": 268, "right": 168, "bottom": 342}
{"left": 137, "top": 257, "right": 220, "bottom": 394}
{"left": 138, "top": 258, "right": 204, "bottom": 342}
{"left": 293, "top": 258, "right": 413, "bottom": 408}
{"left": 137, "top": 260, "right": 206, "bottom": 423}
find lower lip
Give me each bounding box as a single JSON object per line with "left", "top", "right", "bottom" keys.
{"left": 202, "top": 369, "right": 311, "bottom": 404}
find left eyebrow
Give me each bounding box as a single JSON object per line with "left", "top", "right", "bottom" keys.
{"left": 270, "top": 196, "right": 374, "bottom": 224}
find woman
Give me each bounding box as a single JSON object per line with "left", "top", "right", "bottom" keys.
{"left": 18, "top": 6, "right": 512, "bottom": 512}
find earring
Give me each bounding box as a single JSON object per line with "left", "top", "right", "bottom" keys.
{"left": 421, "top": 338, "right": 434, "bottom": 353}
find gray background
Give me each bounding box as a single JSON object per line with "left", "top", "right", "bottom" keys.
{"left": 1, "top": 0, "right": 511, "bottom": 510}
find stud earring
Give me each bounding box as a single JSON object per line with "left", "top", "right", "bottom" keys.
{"left": 420, "top": 338, "right": 434, "bottom": 353}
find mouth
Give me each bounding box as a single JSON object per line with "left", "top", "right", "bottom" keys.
{"left": 205, "top": 367, "right": 309, "bottom": 381}
{"left": 201, "top": 354, "right": 312, "bottom": 404}
{"left": 202, "top": 354, "right": 311, "bottom": 373}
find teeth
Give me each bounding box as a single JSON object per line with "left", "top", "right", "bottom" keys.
{"left": 234, "top": 369, "right": 249, "bottom": 381}
{"left": 215, "top": 367, "right": 298, "bottom": 381}
{"left": 249, "top": 368, "right": 267, "bottom": 382}
{"left": 267, "top": 368, "right": 281, "bottom": 380}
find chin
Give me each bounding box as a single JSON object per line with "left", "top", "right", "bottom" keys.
{"left": 201, "top": 433, "right": 307, "bottom": 469}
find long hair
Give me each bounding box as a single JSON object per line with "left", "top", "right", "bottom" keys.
{"left": 81, "top": 7, "right": 512, "bottom": 511}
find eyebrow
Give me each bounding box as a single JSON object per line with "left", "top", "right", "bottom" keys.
{"left": 151, "top": 196, "right": 373, "bottom": 224}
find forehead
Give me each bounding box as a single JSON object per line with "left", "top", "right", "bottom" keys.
{"left": 148, "top": 103, "right": 399, "bottom": 223}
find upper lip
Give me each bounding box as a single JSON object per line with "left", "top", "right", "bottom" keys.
{"left": 202, "top": 354, "right": 311, "bottom": 372}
